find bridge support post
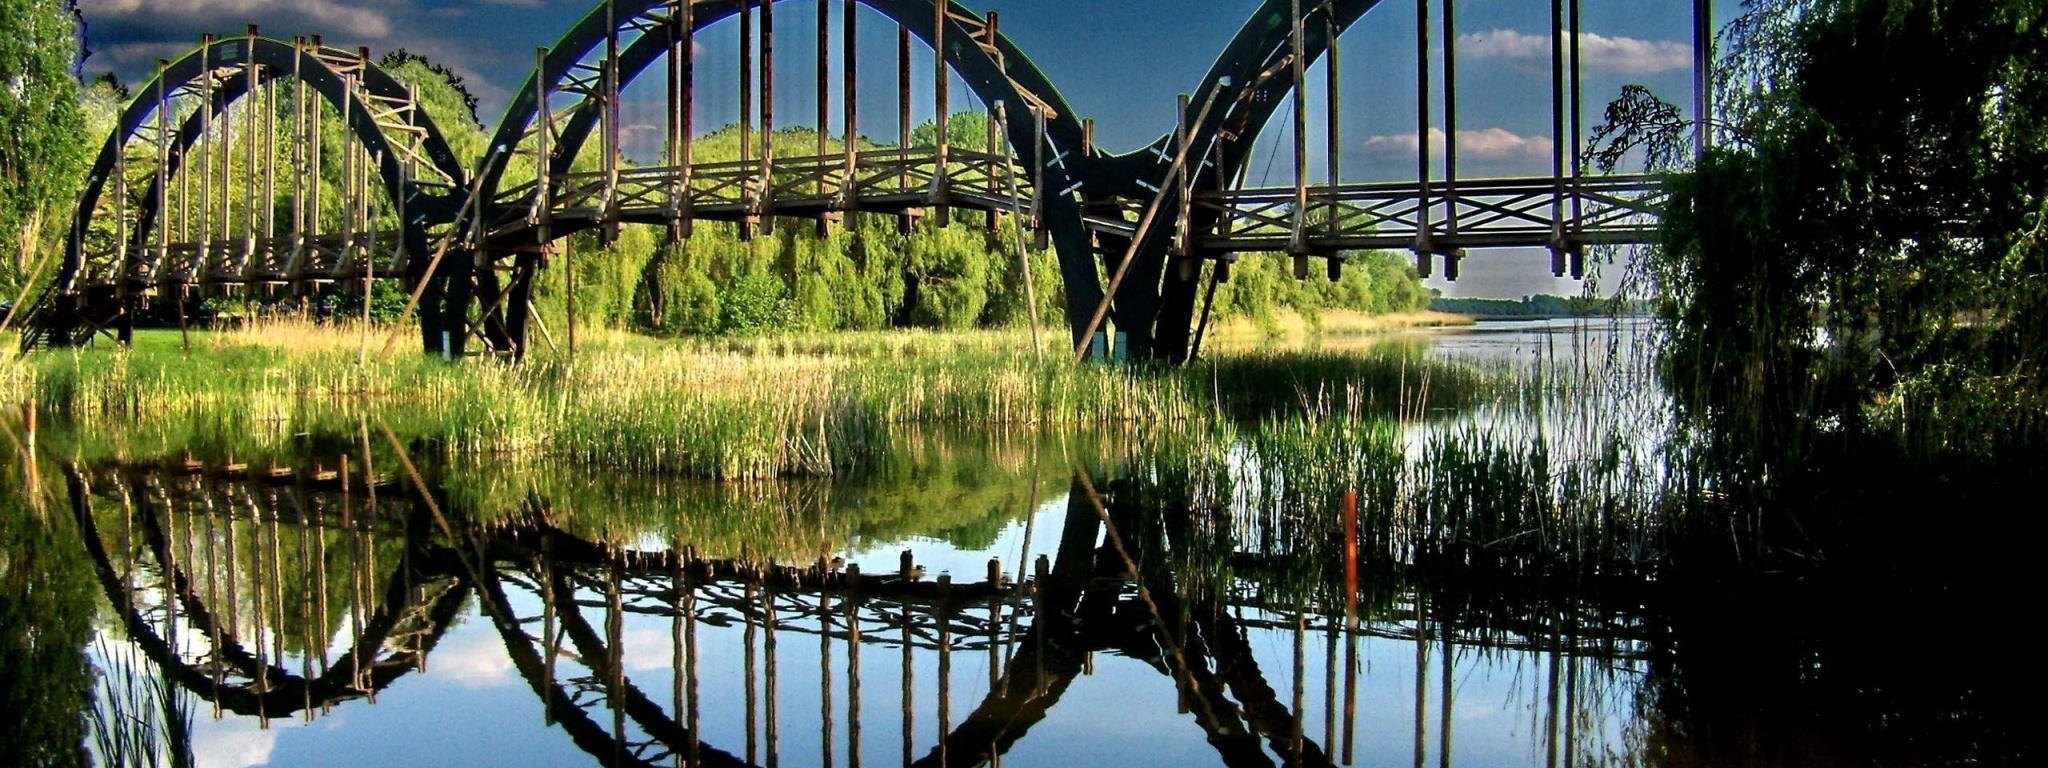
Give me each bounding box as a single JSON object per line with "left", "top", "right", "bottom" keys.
{"left": 1154, "top": 255, "right": 1203, "bottom": 364}
{"left": 1048, "top": 197, "right": 1107, "bottom": 354}
{"left": 438, "top": 269, "right": 474, "bottom": 359}
{"left": 117, "top": 295, "right": 137, "bottom": 346}
{"left": 505, "top": 254, "right": 540, "bottom": 359}
{"left": 416, "top": 274, "right": 446, "bottom": 356}
{"left": 1155, "top": 92, "right": 1203, "bottom": 364}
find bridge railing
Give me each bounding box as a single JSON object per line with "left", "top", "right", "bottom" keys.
{"left": 489, "top": 146, "right": 1040, "bottom": 237}
{"left": 86, "top": 230, "right": 410, "bottom": 290}
{"left": 1197, "top": 173, "right": 1667, "bottom": 254}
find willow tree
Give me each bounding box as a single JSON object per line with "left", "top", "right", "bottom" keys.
{"left": 1602, "top": 0, "right": 2048, "bottom": 460}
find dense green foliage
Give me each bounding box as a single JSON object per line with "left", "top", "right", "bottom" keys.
{"left": 1205, "top": 251, "right": 1431, "bottom": 331}
{"left": 1608, "top": 0, "right": 2048, "bottom": 461}
{"left": 0, "top": 0, "right": 89, "bottom": 302}
{"left": 1430, "top": 294, "right": 1646, "bottom": 318}
{"left": 510, "top": 112, "right": 1428, "bottom": 338}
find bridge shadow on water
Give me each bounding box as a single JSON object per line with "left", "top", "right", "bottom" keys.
{"left": 11, "top": 434, "right": 2026, "bottom": 768}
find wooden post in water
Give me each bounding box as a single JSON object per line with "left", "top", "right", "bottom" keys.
{"left": 672, "top": 551, "right": 687, "bottom": 768}
{"left": 1344, "top": 490, "right": 1359, "bottom": 616}
{"left": 1564, "top": 632, "right": 1580, "bottom": 768}
{"left": 1034, "top": 554, "right": 1049, "bottom": 694}
{"left": 766, "top": 577, "right": 781, "bottom": 767}
{"left": 937, "top": 573, "right": 952, "bottom": 768}
{"left": 846, "top": 563, "right": 863, "bottom": 768}
{"left": 1344, "top": 488, "right": 1361, "bottom": 762}
{"left": 987, "top": 558, "right": 1002, "bottom": 691}
{"left": 1291, "top": 606, "right": 1307, "bottom": 764}
{"left": 746, "top": 580, "right": 760, "bottom": 764}
{"left": 1324, "top": 614, "right": 1339, "bottom": 754}
{"left": 608, "top": 564, "right": 628, "bottom": 753}
{"left": 1546, "top": 615, "right": 1563, "bottom": 768}
{"left": 1439, "top": 615, "right": 1453, "bottom": 768}
{"left": 1413, "top": 594, "right": 1427, "bottom": 768}
{"left": 687, "top": 565, "right": 702, "bottom": 767}
{"left": 821, "top": 585, "right": 836, "bottom": 768}
{"left": 901, "top": 579, "right": 914, "bottom": 768}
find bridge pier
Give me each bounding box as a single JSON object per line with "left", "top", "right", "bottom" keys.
{"left": 1047, "top": 196, "right": 1108, "bottom": 356}
{"left": 1153, "top": 253, "right": 1204, "bottom": 364}
{"left": 437, "top": 269, "right": 475, "bottom": 359}
{"left": 504, "top": 254, "right": 542, "bottom": 359}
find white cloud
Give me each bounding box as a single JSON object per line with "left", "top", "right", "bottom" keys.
{"left": 619, "top": 627, "right": 682, "bottom": 673}
{"left": 191, "top": 717, "right": 281, "bottom": 768}
{"left": 1362, "top": 127, "right": 1555, "bottom": 164}
{"left": 1457, "top": 29, "right": 1693, "bottom": 75}
{"left": 427, "top": 632, "right": 519, "bottom": 689}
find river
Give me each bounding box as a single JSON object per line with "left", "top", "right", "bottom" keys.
{"left": 2, "top": 318, "right": 2025, "bottom": 767}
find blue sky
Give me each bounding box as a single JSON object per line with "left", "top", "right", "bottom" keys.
{"left": 77, "top": 0, "right": 1714, "bottom": 297}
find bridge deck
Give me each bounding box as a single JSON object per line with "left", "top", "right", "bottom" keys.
{"left": 63, "top": 150, "right": 1661, "bottom": 295}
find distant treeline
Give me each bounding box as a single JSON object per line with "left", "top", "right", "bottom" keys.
{"left": 0, "top": 20, "right": 1431, "bottom": 336}
{"left": 1429, "top": 294, "right": 1646, "bottom": 319}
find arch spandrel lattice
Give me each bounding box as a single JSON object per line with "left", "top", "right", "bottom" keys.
{"left": 61, "top": 35, "right": 468, "bottom": 288}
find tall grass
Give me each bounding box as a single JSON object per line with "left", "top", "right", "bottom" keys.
{"left": 2, "top": 321, "right": 1491, "bottom": 480}
{"left": 88, "top": 639, "right": 194, "bottom": 768}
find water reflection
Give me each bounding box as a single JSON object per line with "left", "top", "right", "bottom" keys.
{"left": 56, "top": 460, "right": 1652, "bottom": 768}
{"left": 5, "top": 321, "right": 2030, "bottom": 767}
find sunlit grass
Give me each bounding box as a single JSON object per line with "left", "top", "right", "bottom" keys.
{"left": 2, "top": 323, "right": 1494, "bottom": 480}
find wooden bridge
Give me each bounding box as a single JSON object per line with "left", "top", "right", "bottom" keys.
{"left": 22, "top": 0, "right": 1705, "bottom": 361}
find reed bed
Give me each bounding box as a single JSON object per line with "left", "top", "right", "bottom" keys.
{"left": 1118, "top": 327, "right": 1691, "bottom": 615}
{"left": 1, "top": 322, "right": 1489, "bottom": 480}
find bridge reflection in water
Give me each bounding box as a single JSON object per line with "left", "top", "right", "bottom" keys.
{"left": 66, "top": 461, "right": 1646, "bottom": 768}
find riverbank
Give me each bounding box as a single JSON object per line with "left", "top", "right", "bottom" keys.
{"left": 1199, "top": 309, "right": 1475, "bottom": 346}
{"left": 1, "top": 320, "right": 1501, "bottom": 480}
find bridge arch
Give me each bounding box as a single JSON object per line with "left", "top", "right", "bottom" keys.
{"left": 437, "top": 0, "right": 1107, "bottom": 357}
{"left": 468, "top": 484, "right": 1339, "bottom": 768}
{"left": 39, "top": 33, "right": 467, "bottom": 347}
{"left": 66, "top": 468, "right": 469, "bottom": 719}
{"left": 1079, "top": 0, "right": 1388, "bottom": 362}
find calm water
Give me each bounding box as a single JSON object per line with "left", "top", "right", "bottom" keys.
{"left": 3, "top": 320, "right": 2028, "bottom": 767}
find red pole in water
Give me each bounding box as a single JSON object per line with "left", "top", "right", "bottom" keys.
{"left": 1344, "top": 489, "right": 1358, "bottom": 613}
{"left": 1343, "top": 488, "right": 1360, "bottom": 763}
